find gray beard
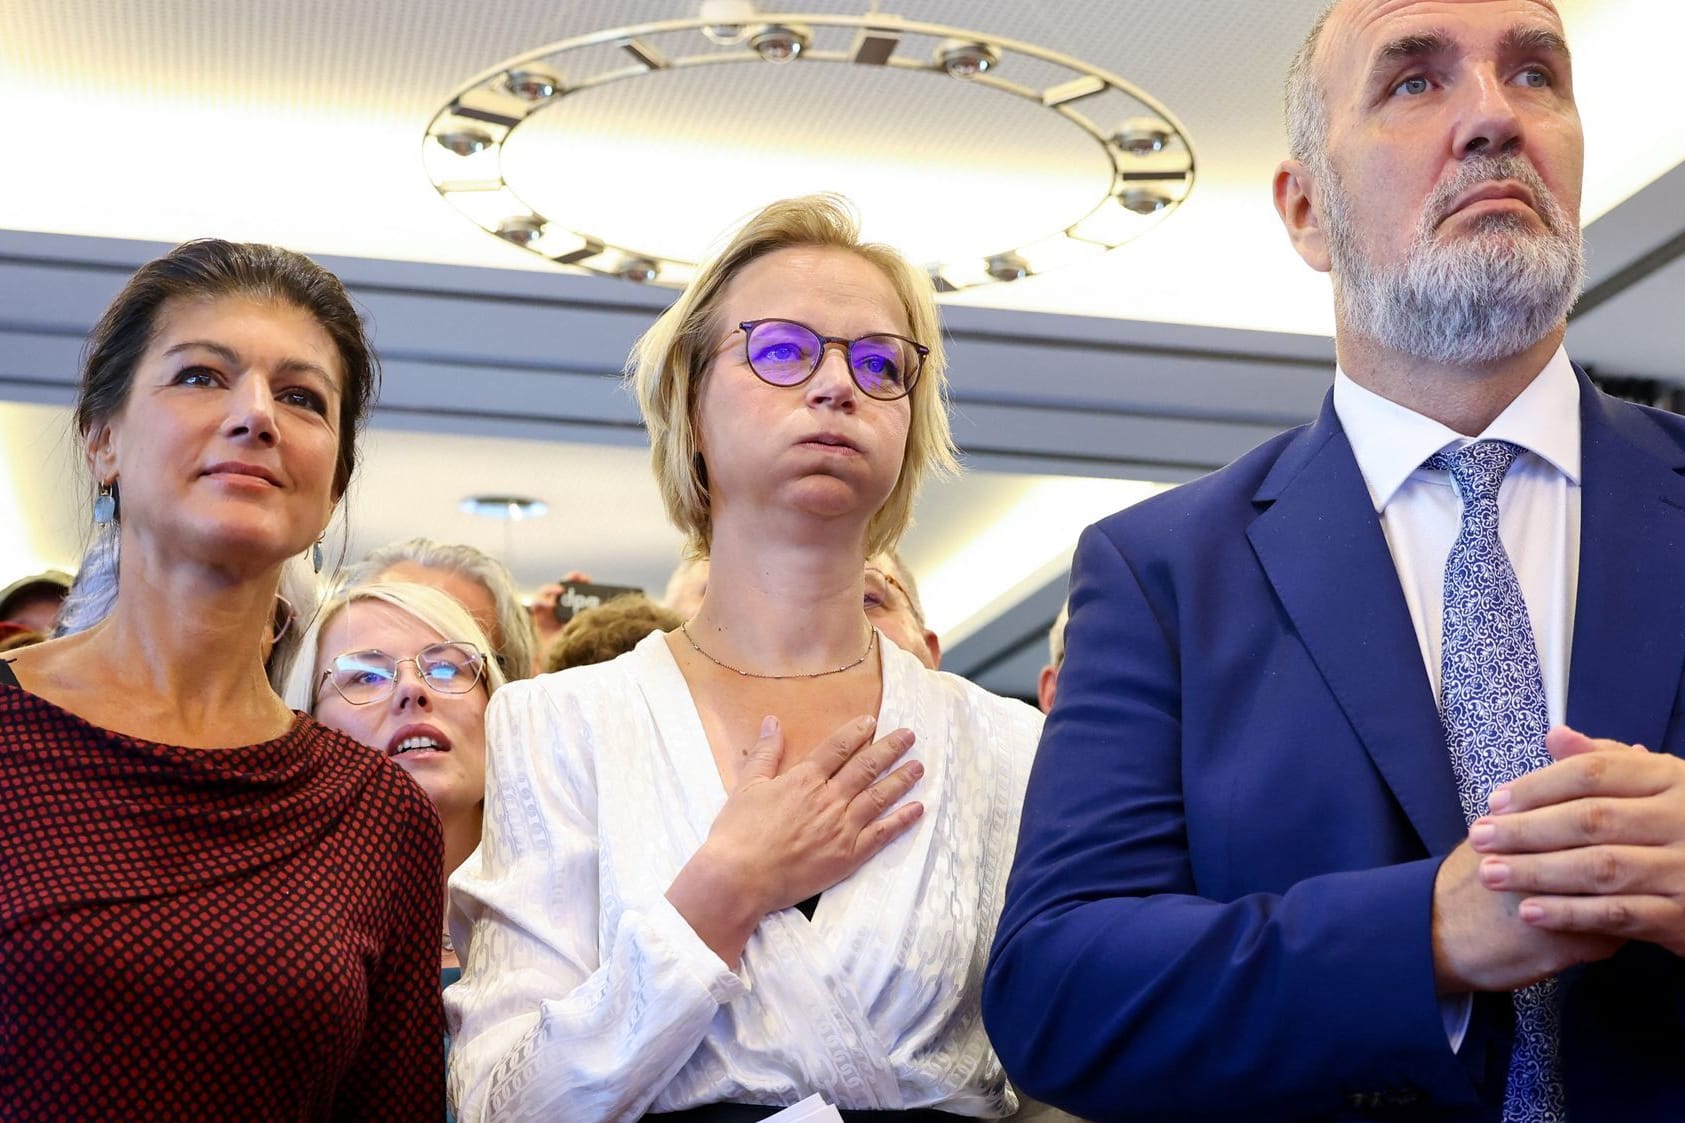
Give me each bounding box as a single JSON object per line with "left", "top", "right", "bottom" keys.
{"left": 1322, "top": 155, "right": 1586, "bottom": 366}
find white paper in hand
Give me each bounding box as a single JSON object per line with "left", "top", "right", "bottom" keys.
{"left": 763, "top": 1093, "right": 844, "bottom": 1122}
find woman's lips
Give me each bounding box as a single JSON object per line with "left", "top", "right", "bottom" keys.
{"left": 386, "top": 723, "right": 451, "bottom": 757}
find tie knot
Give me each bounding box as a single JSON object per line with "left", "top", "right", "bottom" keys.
{"left": 1423, "top": 440, "right": 1524, "bottom": 505}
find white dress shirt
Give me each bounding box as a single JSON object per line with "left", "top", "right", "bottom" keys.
{"left": 445, "top": 630, "right": 1043, "bottom": 1122}
{"left": 1333, "top": 347, "right": 1580, "bottom": 726}
{"left": 1333, "top": 345, "right": 1583, "bottom": 1046}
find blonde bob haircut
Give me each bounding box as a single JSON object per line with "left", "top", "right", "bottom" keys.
{"left": 629, "top": 193, "right": 960, "bottom": 560}
{"left": 283, "top": 580, "right": 508, "bottom": 713}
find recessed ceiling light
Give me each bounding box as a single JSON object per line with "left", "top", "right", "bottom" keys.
{"left": 459, "top": 495, "right": 549, "bottom": 521}
{"left": 936, "top": 40, "right": 999, "bottom": 79}
{"left": 749, "top": 23, "right": 810, "bottom": 63}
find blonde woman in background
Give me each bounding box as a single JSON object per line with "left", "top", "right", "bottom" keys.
{"left": 287, "top": 579, "right": 507, "bottom": 980}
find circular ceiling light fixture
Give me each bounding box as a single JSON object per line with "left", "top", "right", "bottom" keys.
{"left": 423, "top": 11, "right": 1195, "bottom": 290}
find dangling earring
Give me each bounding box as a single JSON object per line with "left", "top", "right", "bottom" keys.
{"left": 311, "top": 537, "right": 325, "bottom": 575}
{"left": 93, "top": 481, "right": 119, "bottom": 526}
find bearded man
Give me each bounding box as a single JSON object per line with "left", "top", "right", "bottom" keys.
{"left": 984, "top": 2, "right": 1685, "bottom": 1120}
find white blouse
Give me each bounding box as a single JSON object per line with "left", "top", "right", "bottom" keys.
{"left": 445, "top": 629, "right": 1042, "bottom": 1122}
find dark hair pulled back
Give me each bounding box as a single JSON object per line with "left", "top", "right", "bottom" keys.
{"left": 76, "top": 238, "right": 379, "bottom": 496}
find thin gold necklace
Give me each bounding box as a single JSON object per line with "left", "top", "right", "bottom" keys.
{"left": 680, "top": 620, "right": 876, "bottom": 680}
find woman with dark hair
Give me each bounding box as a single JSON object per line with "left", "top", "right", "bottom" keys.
{"left": 0, "top": 239, "right": 443, "bottom": 1120}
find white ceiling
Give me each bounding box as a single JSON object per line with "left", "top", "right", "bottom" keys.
{"left": 2, "top": 0, "right": 1683, "bottom": 700}
{"left": 4, "top": 1, "right": 1681, "bottom": 334}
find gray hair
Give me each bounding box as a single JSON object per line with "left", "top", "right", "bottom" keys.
{"left": 270, "top": 557, "right": 321, "bottom": 694}
{"left": 339, "top": 537, "right": 536, "bottom": 682}
{"left": 1048, "top": 600, "right": 1070, "bottom": 669}
{"left": 54, "top": 527, "right": 119, "bottom": 640}
{"left": 1284, "top": 2, "right": 1339, "bottom": 174}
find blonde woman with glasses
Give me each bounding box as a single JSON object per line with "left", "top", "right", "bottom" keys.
{"left": 447, "top": 196, "right": 1043, "bottom": 1121}
{"left": 288, "top": 580, "right": 507, "bottom": 979}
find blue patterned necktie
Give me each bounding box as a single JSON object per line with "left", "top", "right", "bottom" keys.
{"left": 1427, "top": 439, "right": 1564, "bottom": 1122}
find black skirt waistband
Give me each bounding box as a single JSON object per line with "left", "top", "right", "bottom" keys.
{"left": 645, "top": 1105, "right": 960, "bottom": 1123}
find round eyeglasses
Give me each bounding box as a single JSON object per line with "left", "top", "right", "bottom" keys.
{"left": 737, "top": 318, "right": 926, "bottom": 401}
{"left": 317, "top": 641, "right": 487, "bottom": 706}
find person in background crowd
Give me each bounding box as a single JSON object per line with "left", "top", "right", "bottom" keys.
{"left": 289, "top": 580, "right": 506, "bottom": 986}
{"left": 866, "top": 549, "right": 940, "bottom": 670}
{"left": 661, "top": 554, "right": 710, "bottom": 618}
{"left": 447, "top": 194, "right": 1043, "bottom": 1120}
{"left": 664, "top": 551, "right": 940, "bottom": 670}
{"left": 540, "top": 592, "right": 682, "bottom": 673}
{"left": 342, "top": 538, "right": 537, "bottom": 683}
{"left": 0, "top": 238, "right": 442, "bottom": 1120}
{"left": 1035, "top": 601, "right": 1067, "bottom": 716}
{"left": 986, "top": 1, "right": 1685, "bottom": 1118}
{"left": 0, "top": 569, "right": 72, "bottom": 634}
{"left": 526, "top": 568, "right": 597, "bottom": 654}
{"left": 0, "top": 625, "right": 47, "bottom": 654}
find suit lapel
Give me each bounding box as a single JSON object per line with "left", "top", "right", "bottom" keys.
{"left": 1566, "top": 373, "right": 1685, "bottom": 748}
{"left": 1247, "top": 395, "right": 1467, "bottom": 853}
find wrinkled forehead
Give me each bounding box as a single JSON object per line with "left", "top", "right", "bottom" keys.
{"left": 1318, "top": 0, "right": 1567, "bottom": 87}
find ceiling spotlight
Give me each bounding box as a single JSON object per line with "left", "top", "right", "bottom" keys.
{"left": 459, "top": 495, "right": 549, "bottom": 520}
{"left": 699, "top": 0, "right": 758, "bottom": 44}
{"left": 749, "top": 24, "right": 811, "bottom": 63}
{"left": 505, "top": 66, "right": 562, "bottom": 102}
{"left": 495, "top": 215, "right": 546, "bottom": 246}
{"left": 936, "top": 40, "right": 999, "bottom": 79}
{"left": 1118, "top": 187, "right": 1172, "bottom": 215}
{"left": 616, "top": 257, "right": 660, "bottom": 283}
{"left": 1113, "top": 118, "right": 1172, "bottom": 157}
{"left": 433, "top": 128, "right": 494, "bottom": 157}
{"left": 985, "top": 252, "right": 1031, "bottom": 283}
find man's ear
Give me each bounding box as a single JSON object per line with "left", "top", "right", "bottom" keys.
{"left": 1274, "top": 159, "right": 1333, "bottom": 273}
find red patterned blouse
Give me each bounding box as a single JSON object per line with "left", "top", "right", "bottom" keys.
{"left": 0, "top": 670, "right": 444, "bottom": 1121}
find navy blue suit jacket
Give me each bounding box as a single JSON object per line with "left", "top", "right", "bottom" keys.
{"left": 983, "top": 371, "right": 1685, "bottom": 1121}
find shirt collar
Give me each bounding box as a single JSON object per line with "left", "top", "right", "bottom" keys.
{"left": 1332, "top": 345, "right": 1581, "bottom": 512}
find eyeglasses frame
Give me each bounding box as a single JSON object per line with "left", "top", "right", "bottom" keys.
{"left": 269, "top": 593, "right": 297, "bottom": 646}
{"left": 735, "top": 318, "right": 927, "bottom": 401}
{"left": 316, "top": 641, "right": 488, "bottom": 707}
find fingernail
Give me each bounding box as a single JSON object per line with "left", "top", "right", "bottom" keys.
{"left": 1519, "top": 902, "right": 1545, "bottom": 923}
{"left": 760, "top": 716, "right": 778, "bottom": 737}
{"left": 862, "top": 715, "right": 877, "bottom": 732}
{"left": 1488, "top": 787, "right": 1511, "bottom": 813}
{"left": 908, "top": 762, "right": 924, "bottom": 780}
{"left": 1469, "top": 821, "right": 1495, "bottom": 848}
{"left": 1481, "top": 859, "right": 1510, "bottom": 886}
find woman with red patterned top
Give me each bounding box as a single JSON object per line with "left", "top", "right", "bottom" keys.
{"left": 0, "top": 240, "right": 444, "bottom": 1121}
